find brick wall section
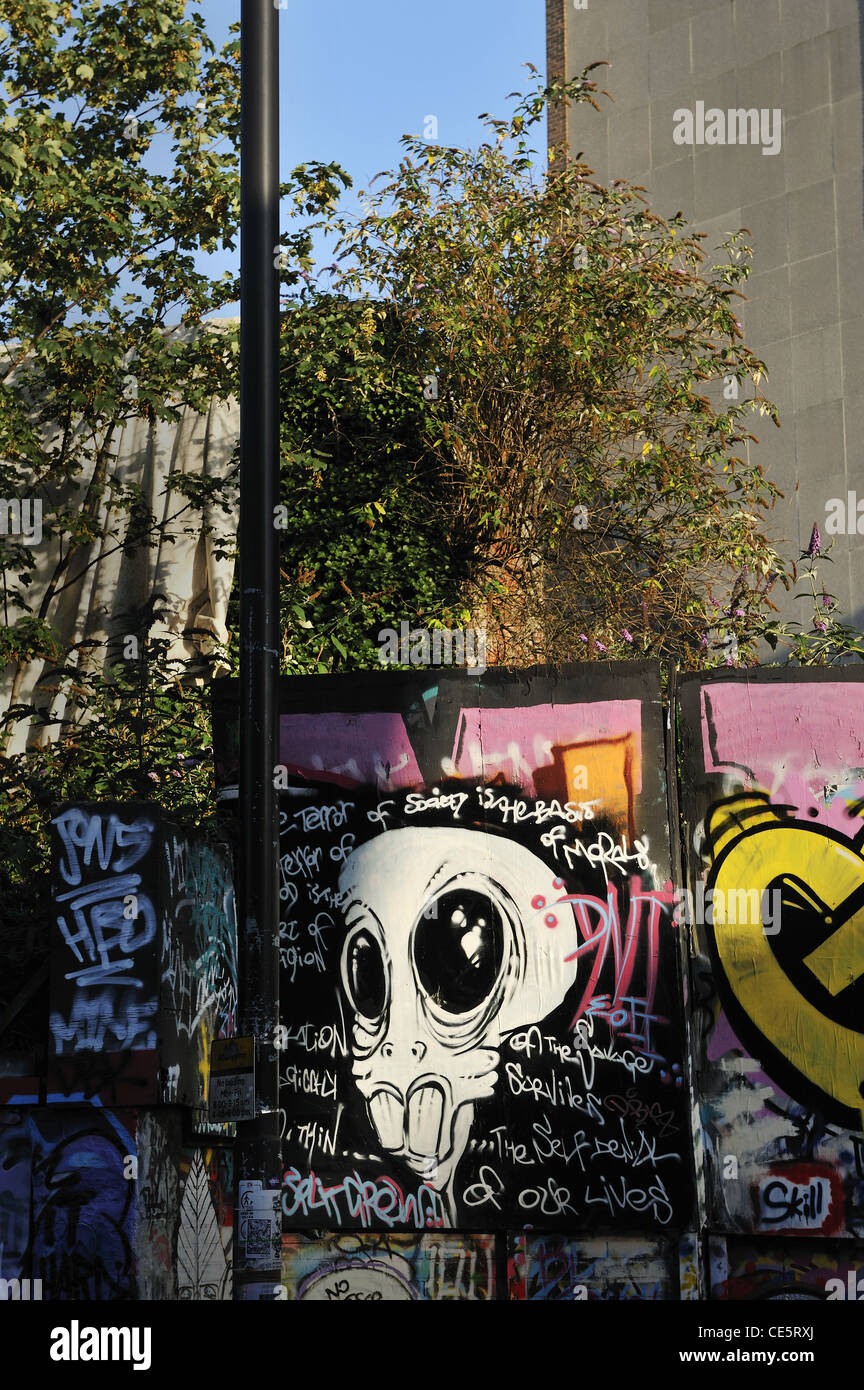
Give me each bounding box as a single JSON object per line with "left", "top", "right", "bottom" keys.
{"left": 546, "top": 0, "right": 567, "bottom": 172}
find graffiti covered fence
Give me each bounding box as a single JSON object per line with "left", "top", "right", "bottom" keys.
{"left": 0, "top": 808, "right": 239, "bottom": 1300}
{"left": 213, "top": 663, "right": 700, "bottom": 1297}
{"left": 1, "top": 663, "right": 862, "bottom": 1300}
{"left": 677, "top": 668, "right": 864, "bottom": 1301}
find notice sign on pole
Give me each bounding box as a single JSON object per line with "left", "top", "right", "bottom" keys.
{"left": 209, "top": 1037, "right": 255, "bottom": 1122}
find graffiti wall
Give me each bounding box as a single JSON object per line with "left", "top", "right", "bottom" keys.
{"left": 223, "top": 665, "right": 693, "bottom": 1243}
{"left": 135, "top": 1109, "right": 181, "bottom": 1300}
{"left": 0, "top": 1107, "right": 235, "bottom": 1300}
{"left": 280, "top": 1231, "right": 496, "bottom": 1300}
{"left": 0, "top": 1109, "right": 31, "bottom": 1289}
{"left": 50, "top": 803, "right": 161, "bottom": 1059}
{"left": 159, "top": 832, "right": 238, "bottom": 1120}
{"left": 709, "top": 1238, "right": 864, "bottom": 1301}
{"left": 509, "top": 1232, "right": 698, "bottom": 1301}
{"left": 27, "top": 1107, "right": 138, "bottom": 1301}
{"left": 48, "top": 804, "right": 237, "bottom": 1118}
{"left": 678, "top": 670, "right": 864, "bottom": 1248}
{"left": 176, "top": 1145, "right": 234, "bottom": 1299}
{"left": 0, "top": 802, "right": 243, "bottom": 1301}
{"left": 5, "top": 663, "right": 860, "bottom": 1300}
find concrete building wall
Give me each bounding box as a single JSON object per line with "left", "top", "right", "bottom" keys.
{"left": 554, "top": 0, "right": 864, "bottom": 627}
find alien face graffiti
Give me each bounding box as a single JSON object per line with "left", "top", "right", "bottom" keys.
{"left": 338, "top": 827, "right": 583, "bottom": 1218}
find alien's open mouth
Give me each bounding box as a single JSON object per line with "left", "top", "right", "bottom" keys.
{"left": 367, "top": 1079, "right": 450, "bottom": 1163}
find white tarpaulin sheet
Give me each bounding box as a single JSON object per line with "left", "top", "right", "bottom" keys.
{"left": 1, "top": 331, "right": 239, "bottom": 755}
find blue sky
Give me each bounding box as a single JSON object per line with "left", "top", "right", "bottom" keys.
{"left": 199, "top": 0, "right": 547, "bottom": 311}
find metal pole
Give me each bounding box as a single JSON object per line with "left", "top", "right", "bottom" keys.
{"left": 235, "top": 0, "right": 281, "bottom": 1300}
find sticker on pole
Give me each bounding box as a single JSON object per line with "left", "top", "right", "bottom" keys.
{"left": 238, "top": 1180, "right": 282, "bottom": 1272}
{"left": 208, "top": 1036, "right": 255, "bottom": 1122}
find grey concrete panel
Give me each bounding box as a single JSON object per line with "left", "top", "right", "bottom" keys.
{"left": 790, "top": 252, "right": 840, "bottom": 331}
{"left": 691, "top": 5, "right": 738, "bottom": 80}
{"left": 565, "top": 8, "right": 609, "bottom": 66}
{"left": 742, "top": 266, "right": 794, "bottom": 344}
{"left": 740, "top": 193, "right": 791, "bottom": 273}
{"left": 837, "top": 241, "right": 864, "bottom": 318}
{"left": 835, "top": 170, "right": 864, "bottom": 248}
{"left": 828, "top": 0, "right": 863, "bottom": 27}
{"left": 763, "top": 453, "right": 797, "bottom": 509}
{"left": 608, "top": 105, "right": 654, "bottom": 182}
{"left": 780, "top": 0, "right": 832, "bottom": 45}
{"left": 694, "top": 143, "right": 748, "bottom": 219}
{"left": 831, "top": 563, "right": 862, "bottom": 639}
{"left": 734, "top": 0, "right": 783, "bottom": 66}
{"left": 696, "top": 66, "right": 741, "bottom": 114}
{"left": 795, "top": 468, "right": 847, "bottom": 527}
{"left": 652, "top": 85, "right": 700, "bottom": 169}
{"left": 569, "top": 108, "right": 610, "bottom": 180}
{"left": 604, "top": 40, "right": 652, "bottom": 110}
{"left": 747, "top": 422, "right": 795, "bottom": 512}
{"left": 849, "top": 538, "right": 864, "bottom": 568}
{"left": 828, "top": 23, "right": 864, "bottom": 104}
{"left": 783, "top": 109, "right": 835, "bottom": 190}
{"left": 844, "top": 403, "right": 864, "bottom": 614}
{"left": 842, "top": 392, "right": 864, "bottom": 450}
{"left": 831, "top": 93, "right": 864, "bottom": 173}
{"left": 793, "top": 399, "right": 846, "bottom": 493}
{"left": 841, "top": 392, "right": 864, "bottom": 568}
{"left": 787, "top": 179, "right": 837, "bottom": 262}
{"left": 649, "top": 156, "right": 696, "bottom": 217}
{"left": 735, "top": 51, "right": 784, "bottom": 113}
{"left": 840, "top": 314, "right": 864, "bottom": 396}
{"left": 734, "top": 146, "right": 788, "bottom": 204}
{"left": 782, "top": 35, "right": 832, "bottom": 119}
{"left": 753, "top": 333, "right": 794, "bottom": 407}
{"left": 649, "top": 20, "right": 693, "bottom": 98}
{"left": 604, "top": 0, "right": 650, "bottom": 41}
{"left": 733, "top": 0, "right": 788, "bottom": 66}
{"left": 648, "top": 0, "right": 688, "bottom": 33}
{"left": 842, "top": 565, "right": 863, "bottom": 628}
{"left": 792, "top": 324, "right": 844, "bottom": 409}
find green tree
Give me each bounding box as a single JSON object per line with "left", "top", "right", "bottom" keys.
{"left": 329, "top": 66, "right": 793, "bottom": 670}
{"left": 3, "top": 51, "right": 861, "bottom": 1044}
{"left": 269, "top": 296, "right": 470, "bottom": 673}
{"left": 0, "top": 0, "right": 246, "bottom": 1039}
{"left": 0, "top": 2, "right": 383, "bottom": 1040}
{"left": 0, "top": 607, "right": 223, "bottom": 1047}
{"left": 0, "top": 0, "right": 242, "bottom": 713}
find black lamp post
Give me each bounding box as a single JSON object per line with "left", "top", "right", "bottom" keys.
{"left": 235, "top": 0, "right": 282, "bottom": 1300}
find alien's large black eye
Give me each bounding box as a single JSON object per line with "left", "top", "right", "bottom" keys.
{"left": 413, "top": 888, "right": 505, "bottom": 1013}
{"left": 344, "top": 929, "right": 387, "bottom": 1018}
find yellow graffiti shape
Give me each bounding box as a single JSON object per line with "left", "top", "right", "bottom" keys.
{"left": 709, "top": 820, "right": 864, "bottom": 1127}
